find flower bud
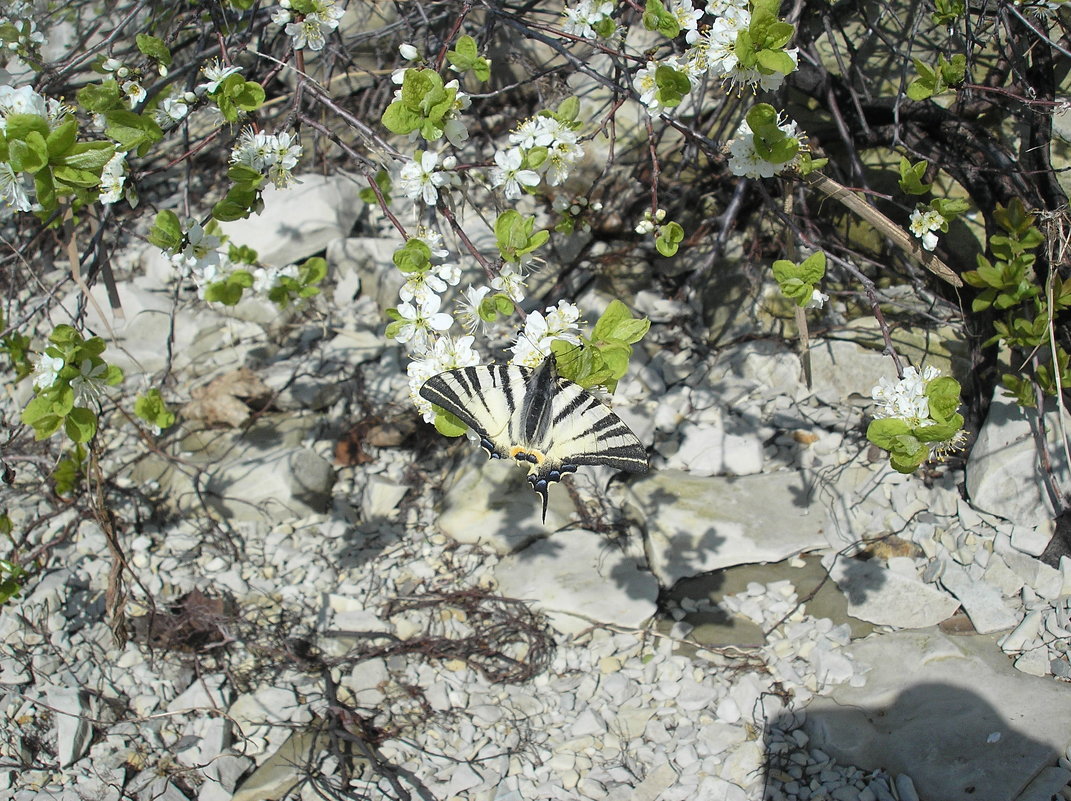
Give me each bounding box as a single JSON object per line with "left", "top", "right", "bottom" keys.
{"left": 399, "top": 43, "right": 418, "bottom": 60}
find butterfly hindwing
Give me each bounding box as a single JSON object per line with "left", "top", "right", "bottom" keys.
{"left": 544, "top": 375, "right": 649, "bottom": 474}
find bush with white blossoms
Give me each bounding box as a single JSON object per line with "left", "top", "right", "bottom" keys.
{"left": 867, "top": 366, "right": 966, "bottom": 473}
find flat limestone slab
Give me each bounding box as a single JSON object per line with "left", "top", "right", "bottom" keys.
{"left": 630, "top": 469, "right": 828, "bottom": 586}
{"left": 803, "top": 628, "right": 1071, "bottom": 801}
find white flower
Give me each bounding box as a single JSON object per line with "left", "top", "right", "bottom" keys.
{"left": 271, "top": 7, "right": 292, "bottom": 24}
{"left": 399, "top": 269, "right": 449, "bottom": 306}
{"left": 909, "top": 208, "right": 946, "bottom": 251}
{"left": 396, "top": 151, "right": 452, "bottom": 206}
{"left": 702, "top": 7, "right": 750, "bottom": 75}
{"left": 230, "top": 128, "right": 302, "bottom": 188}
{"left": 31, "top": 352, "right": 64, "bottom": 390}
{"left": 0, "top": 84, "right": 49, "bottom": 124}
{"left": 489, "top": 147, "right": 540, "bottom": 199}
{"left": 456, "top": 285, "right": 492, "bottom": 334}
{"left": 806, "top": 288, "right": 828, "bottom": 309}
{"left": 510, "top": 116, "right": 557, "bottom": 149}
{"left": 633, "top": 61, "right": 660, "bottom": 109}
{"left": 490, "top": 265, "right": 527, "bottom": 303}
{"left": 394, "top": 294, "right": 454, "bottom": 354}
{"left": 669, "top": 0, "right": 704, "bottom": 43}
{"left": 200, "top": 59, "right": 242, "bottom": 93}
{"left": 0, "top": 161, "right": 32, "bottom": 212}
{"left": 98, "top": 152, "right": 128, "bottom": 205}
{"left": 158, "top": 95, "right": 189, "bottom": 122}
{"left": 871, "top": 365, "right": 942, "bottom": 423}
{"left": 399, "top": 42, "right": 419, "bottom": 60}
{"left": 411, "top": 228, "right": 449, "bottom": 259}
{"left": 546, "top": 139, "right": 584, "bottom": 186}
{"left": 70, "top": 358, "right": 108, "bottom": 406}
{"left": 121, "top": 80, "right": 146, "bottom": 108}
{"left": 281, "top": 0, "right": 344, "bottom": 50}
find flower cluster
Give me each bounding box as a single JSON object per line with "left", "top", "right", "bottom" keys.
{"left": 633, "top": 0, "right": 799, "bottom": 114}
{"left": 271, "top": 0, "right": 345, "bottom": 51}
{"left": 871, "top": 365, "right": 942, "bottom": 425}
{"left": 98, "top": 152, "right": 130, "bottom": 206}
{"left": 396, "top": 151, "right": 457, "bottom": 206}
{"left": 500, "top": 114, "right": 584, "bottom": 189}
{"left": 909, "top": 207, "right": 946, "bottom": 251}
{"left": 0, "top": 84, "right": 66, "bottom": 212}
{"left": 101, "top": 58, "right": 149, "bottom": 109}
{"left": 727, "top": 114, "right": 802, "bottom": 178}
{"left": 561, "top": 0, "right": 617, "bottom": 39}
{"left": 388, "top": 69, "right": 472, "bottom": 147}
{"left": 511, "top": 301, "right": 583, "bottom": 368}
{"left": 230, "top": 127, "right": 303, "bottom": 189}
{"left": 30, "top": 349, "right": 110, "bottom": 407}
{"left": 0, "top": 2, "right": 47, "bottom": 65}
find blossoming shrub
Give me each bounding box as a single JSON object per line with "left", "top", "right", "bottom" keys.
{"left": 0, "top": 0, "right": 1067, "bottom": 519}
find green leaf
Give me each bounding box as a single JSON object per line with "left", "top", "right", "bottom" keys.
{"left": 898, "top": 157, "right": 931, "bottom": 195}
{"left": 65, "top": 406, "right": 98, "bottom": 443}
{"left": 432, "top": 407, "right": 468, "bottom": 437}
{"left": 393, "top": 239, "right": 432, "bottom": 273}
{"left": 148, "top": 209, "right": 183, "bottom": 251}
{"left": 642, "top": 0, "right": 680, "bottom": 37}
{"left": 9, "top": 130, "right": 48, "bottom": 174}
{"left": 136, "top": 33, "right": 172, "bottom": 67}
{"left": 77, "top": 80, "right": 122, "bottom": 113}
{"left": 653, "top": 65, "right": 690, "bottom": 108}
{"left": 755, "top": 48, "right": 795, "bottom": 75}
{"left": 655, "top": 220, "right": 685, "bottom": 256}
{"left": 798, "top": 251, "right": 826, "bottom": 283}
{"left": 45, "top": 119, "right": 78, "bottom": 160}
{"left": 104, "top": 110, "right": 163, "bottom": 153}
{"left": 53, "top": 165, "right": 102, "bottom": 188}
{"left": 866, "top": 417, "right": 911, "bottom": 449}
{"left": 61, "top": 141, "right": 115, "bottom": 171}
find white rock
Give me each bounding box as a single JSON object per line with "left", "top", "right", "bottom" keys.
{"left": 220, "top": 173, "right": 361, "bottom": 267}
{"left": 806, "top": 339, "right": 896, "bottom": 406}
{"left": 668, "top": 421, "right": 764, "bottom": 477}
{"left": 1000, "top": 610, "right": 1042, "bottom": 653}
{"left": 1009, "top": 523, "right": 1054, "bottom": 556}
{"left": 938, "top": 561, "right": 1019, "bottom": 633}
{"left": 206, "top": 447, "right": 335, "bottom": 522}
{"left": 633, "top": 469, "right": 830, "bottom": 585}
{"left": 824, "top": 556, "right": 960, "bottom": 628}
{"left": 805, "top": 629, "right": 1071, "bottom": 801}
{"left": 46, "top": 686, "right": 93, "bottom": 767}
{"left": 167, "top": 674, "right": 230, "bottom": 713}
{"left": 360, "top": 476, "right": 408, "bottom": 520}
{"left": 966, "top": 391, "right": 1063, "bottom": 528}
{"left": 493, "top": 528, "right": 658, "bottom": 635}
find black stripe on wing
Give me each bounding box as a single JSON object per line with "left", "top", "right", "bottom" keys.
{"left": 419, "top": 370, "right": 497, "bottom": 440}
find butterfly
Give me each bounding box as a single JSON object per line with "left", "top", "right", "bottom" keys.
{"left": 419, "top": 356, "right": 649, "bottom": 521}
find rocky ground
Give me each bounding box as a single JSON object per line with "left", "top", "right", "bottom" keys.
{"left": 2, "top": 172, "right": 1070, "bottom": 801}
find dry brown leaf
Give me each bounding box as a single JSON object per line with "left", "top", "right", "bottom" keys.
{"left": 182, "top": 367, "right": 272, "bottom": 427}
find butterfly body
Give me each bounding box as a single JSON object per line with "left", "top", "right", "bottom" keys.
{"left": 419, "top": 357, "right": 648, "bottom": 520}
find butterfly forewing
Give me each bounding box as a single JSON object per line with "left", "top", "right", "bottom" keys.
{"left": 419, "top": 364, "right": 532, "bottom": 457}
